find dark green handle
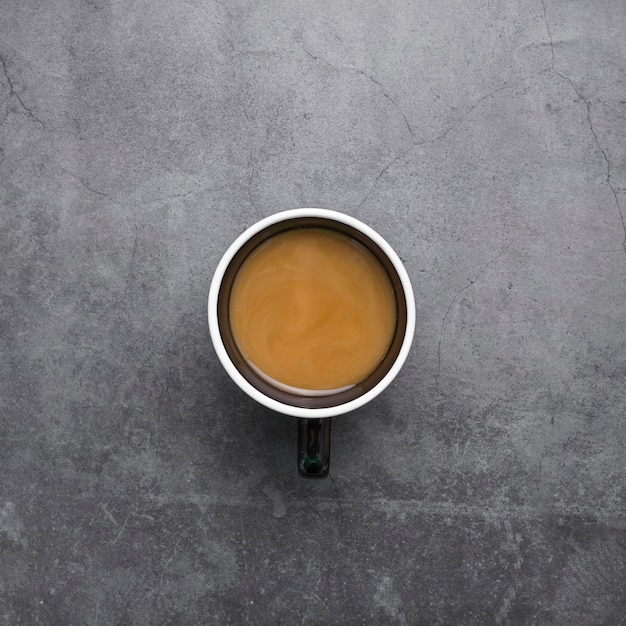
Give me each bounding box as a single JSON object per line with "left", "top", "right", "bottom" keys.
{"left": 298, "top": 418, "right": 331, "bottom": 477}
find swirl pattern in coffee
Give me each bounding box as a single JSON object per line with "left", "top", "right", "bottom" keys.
{"left": 229, "top": 228, "right": 397, "bottom": 394}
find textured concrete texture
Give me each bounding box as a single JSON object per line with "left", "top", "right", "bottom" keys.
{"left": 1, "top": 0, "right": 626, "bottom": 624}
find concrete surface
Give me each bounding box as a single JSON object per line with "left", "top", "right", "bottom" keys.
{"left": 1, "top": 0, "right": 625, "bottom": 624}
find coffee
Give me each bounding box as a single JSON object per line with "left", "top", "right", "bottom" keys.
{"left": 228, "top": 227, "right": 397, "bottom": 394}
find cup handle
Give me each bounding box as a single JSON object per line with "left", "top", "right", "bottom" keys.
{"left": 298, "top": 418, "right": 331, "bottom": 477}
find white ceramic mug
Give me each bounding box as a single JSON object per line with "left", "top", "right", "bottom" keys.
{"left": 208, "top": 208, "right": 415, "bottom": 476}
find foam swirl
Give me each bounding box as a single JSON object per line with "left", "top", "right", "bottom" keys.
{"left": 229, "top": 228, "right": 397, "bottom": 393}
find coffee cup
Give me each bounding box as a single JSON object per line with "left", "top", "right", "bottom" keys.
{"left": 208, "top": 208, "right": 415, "bottom": 476}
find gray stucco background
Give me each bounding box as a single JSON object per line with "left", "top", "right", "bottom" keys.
{"left": 1, "top": 0, "right": 625, "bottom": 624}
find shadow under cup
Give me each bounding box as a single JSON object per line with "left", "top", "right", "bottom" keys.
{"left": 210, "top": 212, "right": 414, "bottom": 477}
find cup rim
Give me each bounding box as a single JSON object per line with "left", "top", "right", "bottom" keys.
{"left": 208, "top": 208, "right": 415, "bottom": 418}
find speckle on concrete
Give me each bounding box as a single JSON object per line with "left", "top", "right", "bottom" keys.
{"left": 1, "top": 0, "right": 625, "bottom": 624}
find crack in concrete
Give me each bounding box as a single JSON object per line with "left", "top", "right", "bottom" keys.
{"left": 352, "top": 66, "right": 416, "bottom": 143}
{"left": 358, "top": 153, "right": 404, "bottom": 208}
{"left": 297, "top": 32, "right": 558, "bottom": 211}
{"left": 300, "top": 45, "right": 416, "bottom": 144}
{"left": 111, "top": 508, "right": 132, "bottom": 545}
{"left": 435, "top": 245, "right": 511, "bottom": 390}
{"left": 63, "top": 167, "right": 202, "bottom": 206}
{"left": 298, "top": 43, "right": 416, "bottom": 207}
{"left": 540, "top": 0, "right": 557, "bottom": 67}
{"left": 0, "top": 55, "right": 46, "bottom": 129}
{"left": 142, "top": 188, "right": 196, "bottom": 204}
{"left": 62, "top": 168, "right": 125, "bottom": 205}
{"left": 359, "top": 69, "right": 551, "bottom": 205}
{"left": 289, "top": 15, "right": 626, "bottom": 262}
{"left": 541, "top": 0, "right": 626, "bottom": 260}
{"left": 418, "top": 68, "right": 552, "bottom": 148}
